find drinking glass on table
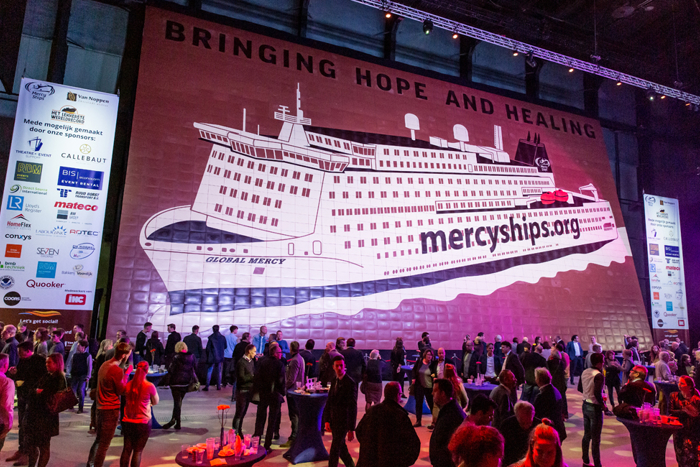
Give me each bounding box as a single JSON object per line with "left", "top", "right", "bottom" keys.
{"left": 196, "top": 449, "right": 205, "bottom": 464}
{"left": 181, "top": 445, "right": 189, "bottom": 459}
{"left": 251, "top": 436, "right": 259, "bottom": 454}
{"left": 244, "top": 434, "right": 252, "bottom": 448}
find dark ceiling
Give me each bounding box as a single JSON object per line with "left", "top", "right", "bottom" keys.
{"left": 397, "top": 0, "right": 700, "bottom": 94}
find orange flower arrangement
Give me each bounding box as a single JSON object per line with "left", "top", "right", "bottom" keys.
{"left": 217, "top": 404, "right": 231, "bottom": 448}
{"left": 217, "top": 404, "right": 231, "bottom": 411}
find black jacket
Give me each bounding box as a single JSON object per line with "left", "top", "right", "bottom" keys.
{"left": 13, "top": 354, "right": 48, "bottom": 399}
{"left": 236, "top": 357, "right": 255, "bottom": 391}
{"left": 533, "top": 383, "right": 566, "bottom": 441}
{"left": 429, "top": 399, "right": 466, "bottom": 467}
{"left": 135, "top": 331, "right": 148, "bottom": 358}
{"left": 521, "top": 352, "right": 548, "bottom": 385}
{"left": 504, "top": 352, "right": 525, "bottom": 385}
{"left": 500, "top": 415, "right": 541, "bottom": 466}
{"left": 476, "top": 354, "right": 503, "bottom": 376}
{"left": 356, "top": 399, "right": 420, "bottom": 467}
{"left": 183, "top": 334, "right": 203, "bottom": 360}
{"left": 619, "top": 379, "right": 657, "bottom": 407}
{"left": 206, "top": 331, "right": 226, "bottom": 364}
{"left": 145, "top": 338, "right": 164, "bottom": 366}
{"left": 390, "top": 347, "right": 405, "bottom": 370}
{"left": 327, "top": 374, "right": 358, "bottom": 432}
{"left": 2, "top": 337, "right": 19, "bottom": 367}
{"left": 168, "top": 352, "right": 197, "bottom": 386}
{"left": 165, "top": 331, "right": 181, "bottom": 356}
{"left": 341, "top": 347, "right": 366, "bottom": 384}
{"left": 253, "top": 355, "right": 285, "bottom": 398}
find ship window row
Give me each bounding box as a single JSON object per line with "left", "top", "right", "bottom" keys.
{"left": 382, "top": 148, "right": 472, "bottom": 160}
{"left": 308, "top": 133, "right": 352, "bottom": 150}
{"left": 218, "top": 186, "right": 287, "bottom": 208}
{"left": 328, "top": 189, "right": 518, "bottom": 200}
{"left": 332, "top": 205, "right": 435, "bottom": 217}
{"left": 218, "top": 181, "right": 309, "bottom": 200}
{"left": 213, "top": 203, "right": 279, "bottom": 227}
{"left": 210, "top": 159, "right": 314, "bottom": 183}
{"left": 224, "top": 140, "right": 339, "bottom": 171}
{"left": 334, "top": 174, "right": 548, "bottom": 187}
{"left": 342, "top": 235, "right": 413, "bottom": 249}
{"left": 201, "top": 131, "right": 230, "bottom": 145}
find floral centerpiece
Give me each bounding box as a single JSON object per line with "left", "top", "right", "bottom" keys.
{"left": 217, "top": 404, "right": 230, "bottom": 448}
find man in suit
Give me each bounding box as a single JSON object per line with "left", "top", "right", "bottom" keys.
{"left": 516, "top": 337, "right": 531, "bottom": 356}
{"left": 618, "top": 365, "right": 656, "bottom": 407}
{"left": 431, "top": 347, "right": 448, "bottom": 380}
{"left": 566, "top": 335, "right": 584, "bottom": 385}
{"left": 183, "top": 326, "right": 204, "bottom": 380}
{"left": 429, "top": 379, "right": 466, "bottom": 467}
{"left": 520, "top": 345, "right": 547, "bottom": 402}
{"left": 164, "top": 323, "right": 181, "bottom": 368}
{"left": 356, "top": 382, "right": 420, "bottom": 467}
{"left": 462, "top": 340, "right": 479, "bottom": 380}
{"left": 418, "top": 332, "right": 431, "bottom": 353}
{"left": 533, "top": 368, "right": 566, "bottom": 442}
{"left": 489, "top": 369, "right": 515, "bottom": 430}
{"left": 134, "top": 322, "right": 151, "bottom": 364}
{"left": 299, "top": 339, "right": 317, "bottom": 379}
{"left": 478, "top": 343, "right": 503, "bottom": 382}
{"left": 500, "top": 401, "right": 541, "bottom": 466}
{"left": 340, "top": 338, "right": 365, "bottom": 385}
{"left": 281, "top": 341, "right": 305, "bottom": 448}
{"left": 325, "top": 355, "right": 358, "bottom": 467}
{"left": 493, "top": 335, "right": 504, "bottom": 359}
{"left": 501, "top": 341, "right": 525, "bottom": 389}
{"left": 253, "top": 342, "right": 285, "bottom": 450}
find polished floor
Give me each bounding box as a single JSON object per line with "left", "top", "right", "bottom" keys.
{"left": 4, "top": 380, "right": 678, "bottom": 466}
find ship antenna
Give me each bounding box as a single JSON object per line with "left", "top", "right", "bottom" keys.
{"left": 296, "top": 83, "right": 304, "bottom": 120}
{"left": 243, "top": 108, "right": 246, "bottom": 133}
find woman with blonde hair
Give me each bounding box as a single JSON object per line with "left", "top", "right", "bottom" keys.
{"left": 121, "top": 361, "right": 158, "bottom": 467}
{"left": 509, "top": 419, "right": 567, "bottom": 467}
{"left": 363, "top": 350, "right": 383, "bottom": 410}
{"left": 88, "top": 339, "right": 114, "bottom": 432}
{"left": 164, "top": 341, "right": 196, "bottom": 430}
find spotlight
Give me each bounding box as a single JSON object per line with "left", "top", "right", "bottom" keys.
{"left": 526, "top": 51, "right": 537, "bottom": 68}
{"left": 616, "top": 80, "right": 622, "bottom": 86}
{"left": 686, "top": 102, "right": 692, "bottom": 107}
{"left": 512, "top": 51, "right": 519, "bottom": 57}
{"left": 568, "top": 67, "right": 574, "bottom": 73}
{"left": 385, "top": 12, "right": 391, "bottom": 18}
{"left": 646, "top": 89, "right": 655, "bottom": 101}
{"left": 423, "top": 19, "right": 433, "bottom": 35}
{"left": 452, "top": 32, "right": 459, "bottom": 39}
{"left": 660, "top": 95, "right": 666, "bottom": 99}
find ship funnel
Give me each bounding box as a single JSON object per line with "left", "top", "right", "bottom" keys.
{"left": 296, "top": 83, "right": 304, "bottom": 120}
{"left": 494, "top": 125, "right": 504, "bottom": 150}
{"left": 405, "top": 113, "right": 420, "bottom": 141}
{"left": 453, "top": 124, "right": 469, "bottom": 142}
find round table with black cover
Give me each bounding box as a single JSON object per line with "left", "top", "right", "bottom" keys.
{"left": 616, "top": 417, "right": 681, "bottom": 467}
{"left": 464, "top": 382, "right": 498, "bottom": 401}
{"left": 175, "top": 447, "right": 266, "bottom": 467}
{"left": 283, "top": 391, "right": 329, "bottom": 464}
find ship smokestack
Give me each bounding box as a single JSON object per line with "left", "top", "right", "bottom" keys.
{"left": 405, "top": 113, "right": 420, "bottom": 141}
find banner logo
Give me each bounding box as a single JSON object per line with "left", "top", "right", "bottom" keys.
{"left": 6, "top": 196, "right": 24, "bottom": 211}
{"left": 36, "top": 261, "right": 57, "bottom": 279}
{"left": 7, "top": 214, "right": 31, "bottom": 229}
{"left": 67, "top": 92, "right": 77, "bottom": 101}
{"left": 28, "top": 137, "right": 43, "bottom": 151}
{"left": 14, "top": 161, "right": 43, "bottom": 183}
{"left": 51, "top": 106, "right": 85, "bottom": 124}
{"left": 664, "top": 245, "right": 680, "bottom": 258}
{"left": 4, "top": 245, "right": 22, "bottom": 258}
{"left": 3, "top": 292, "right": 21, "bottom": 306}
{"left": 57, "top": 167, "right": 104, "bottom": 190}
{"left": 0, "top": 276, "right": 15, "bottom": 289}
{"left": 57, "top": 189, "right": 72, "bottom": 198}
{"left": 65, "top": 294, "right": 87, "bottom": 305}
{"left": 24, "top": 82, "right": 55, "bottom": 100}
{"left": 70, "top": 243, "right": 95, "bottom": 259}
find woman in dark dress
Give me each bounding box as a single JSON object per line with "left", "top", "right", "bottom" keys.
{"left": 363, "top": 350, "right": 384, "bottom": 410}
{"left": 669, "top": 375, "right": 700, "bottom": 467}
{"left": 604, "top": 350, "right": 622, "bottom": 409}
{"left": 145, "top": 331, "right": 164, "bottom": 367}
{"left": 390, "top": 337, "right": 407, "bottom": 398}
{"left": 411, "top": 348, "right": 434, "bottom": 428}
{"left": 163, "top": 341, "right": 197, "bottom": 430}
{"left": 26, "top": 353, "right": 67, "bottom": 467}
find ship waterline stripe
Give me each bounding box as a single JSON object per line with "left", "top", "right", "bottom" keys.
{"left": 166, "top": 239, "right": 613, "bottom": 314}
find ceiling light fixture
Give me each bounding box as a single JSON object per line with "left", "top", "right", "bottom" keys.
{"left": 350, "top": 0, "right": 700, "bottom": 106}
{"left": 568, "top": 67, "right": 574, "bottom": 73}
{"left": 512, "top": 51, "right": 519, "bottom": 57}
{"left": 616, "top": 80, "right": 622, "bottom": 86}
{"left": 423, "top": 19, "right": 433, "bottom": 35}
{"left": 453, "top": 32, "right": 459, "bottom": 39}
{"left": 385, "top": 11, "right": 391, "bottom": 18}
{"left": 646, "top": 89, "right": 656, "bottom": 101}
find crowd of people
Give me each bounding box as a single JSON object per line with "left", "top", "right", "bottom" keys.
{"left": 0, "top": 320, "right": 699, "bottom": 467}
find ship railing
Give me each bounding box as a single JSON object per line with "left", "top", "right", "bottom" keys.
{"left": 274, "top": 112, "right": 311, "bottom": 125}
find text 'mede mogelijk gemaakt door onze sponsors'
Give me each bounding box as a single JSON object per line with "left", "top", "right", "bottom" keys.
{"left": 0, "top": 79, "right": 118, "bottom": 312}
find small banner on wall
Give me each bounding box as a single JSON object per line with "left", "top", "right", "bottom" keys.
{"left": 644, "top": 194, "right": 689, "bottom": 343}
{"left": 0, "top": 79, "right": 118, "bottom": 328}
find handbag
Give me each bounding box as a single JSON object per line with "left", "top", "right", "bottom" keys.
{"left": 48, "top": 388, "right": 78, "bottom": 414}
{"left": 408, "top": 383, "right": 415, "bottom": 396}
{"left": 186, "top": 368, "right": 200, "bottom": 393}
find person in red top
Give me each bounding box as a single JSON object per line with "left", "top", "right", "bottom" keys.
{"left": 120, "top": 361, "right": 158, "bottom": 467}
{"left": 87, "top": 342, "right": 133, "bottom": 467}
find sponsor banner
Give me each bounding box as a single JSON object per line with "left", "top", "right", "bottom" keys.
{"left": 107, "top": 7, "right": 652, "bottom": 349}
{"left": 0, "top": 79, "right": 117, "bottom": 310}
{"left": 0, "top": 307, "right": 92, "bottom": 338}
{"left": 644, "top": 194, "right": 688, "bottom": 331}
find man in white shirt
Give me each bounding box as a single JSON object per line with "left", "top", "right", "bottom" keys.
{"left": 0, "top": 354, "right": 14, "bottom": 455}
{"left": 482, "top": 343, "right": 502, "bottom": 382}
{"left": 434, "top": 348, "right": 447, "bottom": 379}
{"left": 588, "top": 336, "right": 598, "bottom": 353}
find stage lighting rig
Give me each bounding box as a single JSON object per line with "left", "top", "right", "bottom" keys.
{"left": 423, "top": 19, "right": 433, "bottom": 35}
